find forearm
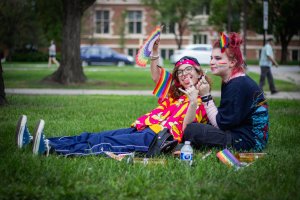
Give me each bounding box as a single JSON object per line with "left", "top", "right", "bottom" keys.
{"left": 204, "top": 100, "right": 219, "bottom": 128}
{"left": 150, "top": 51, "right": 161, "bottom": 83}
{"left": 182, "top": 101, "right": 198, "bottom": 131}
{"left": 267, "top": 55, "right": 278, "bottom": 66}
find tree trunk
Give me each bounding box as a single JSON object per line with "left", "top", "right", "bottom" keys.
{"left": 44, "top": 0, "right": 90, "bottom": 84}
{"left": 279, "top": 33, "right": 293, "bottom": 64}
{"left": 280, "top": 42, "right": 288, "bottom": 64}
{"left": 0, "top": 62, "right": 8, "bottom": 106}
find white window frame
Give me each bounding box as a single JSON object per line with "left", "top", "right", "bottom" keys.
{"left": 127, "top": 10, "right": 143, "bottom": 34}
{"left": 95, "top": 10, "right": 110, "bottom": 34}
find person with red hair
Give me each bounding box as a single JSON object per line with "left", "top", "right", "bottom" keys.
{"left": 183, "top": 32, "right": 269, "bottom": 151}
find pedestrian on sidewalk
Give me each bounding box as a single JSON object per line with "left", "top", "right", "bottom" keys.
{"left": 259, "top": 38, "right": 279, "bottom": 94}
{"left": 48, "top": 40, "right": 60, "bottom": 68}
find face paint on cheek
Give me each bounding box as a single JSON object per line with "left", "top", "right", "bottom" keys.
{"left": 216, "top": 61, "right": 228, "bottom": 68}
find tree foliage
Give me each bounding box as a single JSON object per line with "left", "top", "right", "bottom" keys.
{"left": 208, "top": 0, "right": 242, "bottom": 32}
{"left": 35, "top": 0, "right": 63, "bottom": 44}
{"left": 0, "top": 0, "right": 43, "bottom": 56}
{"left": 208, "top": 0, "right": 300, "bottom": 63}
{"left": 141, "top": 0, "right": 209, "bottom": 49}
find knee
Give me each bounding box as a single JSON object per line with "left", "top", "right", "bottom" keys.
{"left": 183, "top": 123, "right": 204, "bottom": 141}
{"left": 184, "top": 124, "right": 194, "bottom": 140}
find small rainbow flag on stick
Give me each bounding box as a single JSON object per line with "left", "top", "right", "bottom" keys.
{"left": 220, "top": 32, "right": 229, "bottom": 53}
{"left": 152, "top": 68, "right": 172, "bottom": 99}
{"left": 136, "top": 26, "right": 161, "bottom": 67}
{"left": 216, "top": 149, "right": 241, "bottom": 168}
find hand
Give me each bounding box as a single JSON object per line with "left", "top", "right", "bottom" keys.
{"left": 197, "top": 75, "right": 210, "bottom": 97}
{"left": 152, "top": 38, "right": 160, "bottom": 54}
{"left": 178, "top": 77, "right": 199, "bottom": 103}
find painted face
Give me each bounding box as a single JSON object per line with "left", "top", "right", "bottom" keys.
{"left": 177, "top": 64, "right": 200, "bottom": 89}
{"left": 210, "top": 48, "right": 231, "bottom": 77}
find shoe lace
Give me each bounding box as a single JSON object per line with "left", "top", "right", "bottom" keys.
{"left": 44, "top": 139, "right": 51, "bottom": 157}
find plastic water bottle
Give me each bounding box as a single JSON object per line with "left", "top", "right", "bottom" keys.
{"left": 180, "top": 141, "right": 193, "bottom": 166}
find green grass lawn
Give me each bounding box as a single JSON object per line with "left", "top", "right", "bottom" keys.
{"left": 0, "top": 95, "right": 299, "bottom": 199}
{"left": 3, "top": 63, "right": 300, "bottom": 92}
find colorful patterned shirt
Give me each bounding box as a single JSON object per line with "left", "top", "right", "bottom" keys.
{"left": 132, "top": 95, "right": 208, "bottom": 143}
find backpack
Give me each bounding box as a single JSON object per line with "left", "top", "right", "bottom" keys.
{"left": 146, "top": 128, "right": 178, "bottom": 157}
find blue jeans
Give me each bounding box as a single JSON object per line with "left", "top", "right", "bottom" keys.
{"left": 48, "top": 127, "right": 156, "bottom": 156}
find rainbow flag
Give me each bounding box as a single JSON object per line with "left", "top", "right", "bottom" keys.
{"left": 136, "top": 26, "right": 161, "bottom": 67}
{"left": 220, "top": 32, "right": 229, "bottom": 53}
{"left": 152, "top": 68, "right": 172, "bottom": 99}
{"left": 216, "top": 149, "right": 241, "bottom": 168}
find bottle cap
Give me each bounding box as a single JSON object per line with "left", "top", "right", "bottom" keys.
{"left": 184, "top": 141, "right": 191, "bottom": 145}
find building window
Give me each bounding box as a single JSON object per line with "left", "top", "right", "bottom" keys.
{"left": 128, "top": 48, "right": 139, "bottom": 58}
{"left": 161, "top": 49, "right": 166, "bottom": 59}
{"left": 95, "top": 10, "right": 110, "bottom": 34}
{"left": 192, "top": 4, "right": 210, "bottom": 16}
{"left": 161, "top": 49, "right": 174, "bottom": 60}
{"left": 128, "top": 11, "right": 142, "bottom": 34}
{"left": 161, "top": 23, "right": 175, "bottom": 34}
{"left": 292, "top": 50, "right": 299, "bottom": 61}
{"left": 193, "top": 34, "right": 207, "bottom": 44}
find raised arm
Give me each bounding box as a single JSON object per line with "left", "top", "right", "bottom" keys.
{"left": 150, "top": 38, "right": 161, "bottom": 83}
{"left": 179, "top": 78, "right": 200, "bottom": 131}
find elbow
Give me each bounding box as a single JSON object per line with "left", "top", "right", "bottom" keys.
{"left": 152, "top": 77, "right": 159, "bottom": 83}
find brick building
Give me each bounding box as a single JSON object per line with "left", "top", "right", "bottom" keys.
{"left": 81, "top": 0, "right": 300, "bottom": 62}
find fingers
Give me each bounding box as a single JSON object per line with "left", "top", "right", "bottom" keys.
{"left": 178, "top": 88, "right": 188, "bottom": 95}
{"left": 154, "top": 38, "right": 160, "bottom": 45}
{"left": 188, "top": 76, "right": 194, "bottom": 88}
{"left": 179, "top": 85, "right": 198, "bottom": 97}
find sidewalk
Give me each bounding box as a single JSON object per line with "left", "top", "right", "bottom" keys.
{"left": 5, "top": 65, "right": 300, "bottom": 100}
{"left": 247, "top": 65, "right": 300, "bottom": 85}
{"left": 5, "top": 88, "right": 300, "bottom": 100}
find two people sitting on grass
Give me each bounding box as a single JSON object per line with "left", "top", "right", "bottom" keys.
{"left": 16, "top": 32, "right": 269, "bottom": 157}
{"left": 16, "top": 38, "right": 211, "bottom": 156}
{"left": 183, "top": 32, "right": 269, "bottom": 151}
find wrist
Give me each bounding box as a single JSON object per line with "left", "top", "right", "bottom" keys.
{"left": 150, "top": 55, "right": 159, "bottom": 60}
{"left": 201, "top": 94, "right": 212, "bottom": 102}
{"left": 189, "top": 100, "right": 198, "bottom": 106}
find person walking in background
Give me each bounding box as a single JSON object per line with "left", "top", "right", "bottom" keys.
{"left": 48, "top": 40, "right": 60, "bottom": 68}
{"left": 259, "top": 38, "right": 279, "bottom": 94}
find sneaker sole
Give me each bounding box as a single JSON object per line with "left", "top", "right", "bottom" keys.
{"left": 32, "top": 120, "right": 45, "bottom": 155}
{"left": 16, "top": 115, "right": 27, "bottom": 148}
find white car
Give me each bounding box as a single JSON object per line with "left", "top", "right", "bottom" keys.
{"left": 170, "top": 44, "right": 212, "bottom": 65}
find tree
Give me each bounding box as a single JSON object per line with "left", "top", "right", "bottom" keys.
{"left": 0, "top": 55, "right": 7, "bottom": 106}
{"left": 267, "top": 0, "right": 300, "bottom": 63}
{"left": 209, "top": 0, "right": 300, "bottom": 63}
{"left": 247, "top": 0, "right": 300, "bottom": 63}
{"left": 35, "top": 0, "right": 63, "bottom": 44}
{"left": 142, "top": 0, "right": 208, "bottom": 50}
{"left": 43, "top": 0, "right": 95, "bottom": 84}
{"left": 208, "top": 0, "right": 242, "bottom": 32}
{"left": 0, "top": 0, "right": 43, "bottom": 60}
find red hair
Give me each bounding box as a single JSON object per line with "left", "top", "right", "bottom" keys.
{"left": 213, "top": 32, "right": 245, "bottom": 75}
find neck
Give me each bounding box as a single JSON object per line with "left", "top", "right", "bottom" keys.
{"left": 222, "top": 71, "right": 245, "bottom": 83}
